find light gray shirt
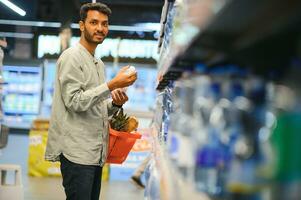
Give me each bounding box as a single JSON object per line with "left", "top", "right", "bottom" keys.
{"left": 45, "top": 43, "right": 118, "bottom": 166}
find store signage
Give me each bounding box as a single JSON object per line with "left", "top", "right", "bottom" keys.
{"left": 38, "top": 35, "right": 159, "bottom": 60}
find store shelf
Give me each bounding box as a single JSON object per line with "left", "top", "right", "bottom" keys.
{"left": 3, "top": 91, "right": 40, "bottom": 95}
{"left": 3, "top": 65, "right": 41, "bottom": 73}
{"left": 2, "top": 121, "right": 32, "bottom": 129}
{"left": 157, "top": 0, "right": 301, "bottom": 90}
{"left": 4, "top": 110, "right": 38, "bottom": 115}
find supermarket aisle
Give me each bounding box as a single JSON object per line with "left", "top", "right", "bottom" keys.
{"left": 0, "top": 133, "right": 144, "bottom": 200}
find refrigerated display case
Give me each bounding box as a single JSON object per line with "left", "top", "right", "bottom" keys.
{"left": 2, "top": 65, "right": 42, "bottom": 129}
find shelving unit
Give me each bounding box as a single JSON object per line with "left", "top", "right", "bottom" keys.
{"left": 150, "top": 1, "right": 301, "bottom": 200}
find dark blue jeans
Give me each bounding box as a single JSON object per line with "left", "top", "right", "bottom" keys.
{"left": 60, "top": 154, "right": 103, "bottom": 200}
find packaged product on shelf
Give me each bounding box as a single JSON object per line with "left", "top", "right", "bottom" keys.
{"left": 225, "top": 77, "right": 274, "bottom": 199}
{"left": 161, "top": 87, "right": 173, "bottom": 143}
{"left": 269, "top": 63, "right": 301, "bottom": 200}
{"left": 193, "top": 80, "right": 229, "bottom": 197}
{"left": 168, "top": 81, "right": 196, "bottom": 182}
{"left": 144, "top": 157, "right": 161, "bottom": 200}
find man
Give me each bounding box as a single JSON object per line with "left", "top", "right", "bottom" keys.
{"left": 45, "top": 3, "right": 137, "bottom": 200}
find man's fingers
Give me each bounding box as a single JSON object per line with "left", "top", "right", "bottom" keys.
{"left": 120, "top": 65, "right": 130, "bottom": 72}
{"left": 117, "top": 90, "right": 128, "bottom": 102}
{"left": 112, "top": 90, "right": 121, "bottom": 102}
{"left": 120, "top": 91, "right": 128, "bottom": 102}
{"left": 112, "top": 89, "right": 129, "bottom": 104}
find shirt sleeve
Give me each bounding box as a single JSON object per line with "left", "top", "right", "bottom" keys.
{"left": 105, "top": 99, "right": 121, "bottom": 117}
{"left": 58, "top": 52, "right": 111, "bottom": 112}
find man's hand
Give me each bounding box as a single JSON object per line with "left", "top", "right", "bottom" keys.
{"left": 111, "top": 88, "right": 128, "bottom": 106}
{"left": 107, "top": 66, "right": 137, "bottom": 91}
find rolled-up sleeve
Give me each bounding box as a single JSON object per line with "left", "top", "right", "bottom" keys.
{"left": 58, "top": 52, "right": 111, "bottom": 112}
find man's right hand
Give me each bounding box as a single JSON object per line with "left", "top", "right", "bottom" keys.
{"left": 107, "top": 66, "right": 137, "bottom": 91}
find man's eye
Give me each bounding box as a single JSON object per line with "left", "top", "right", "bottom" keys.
{"left": 103, "top": 23, "right": 108, "bottom": 27}
{"left": 91, "top": 21, "right": 97, "bottom": 25}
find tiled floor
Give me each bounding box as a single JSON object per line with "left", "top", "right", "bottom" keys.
{"left": 0, "top": 133, "right": 144, "bottom": 200}
{"left": 23, "top": 177, "right": 143, "bottom": 200}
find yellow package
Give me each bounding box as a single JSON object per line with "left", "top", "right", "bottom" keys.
{"left": 102, "top": 163, "right": 110, "bottom": 181}
{"left": 28, "top": 129, "right": 61, "bottom": 177}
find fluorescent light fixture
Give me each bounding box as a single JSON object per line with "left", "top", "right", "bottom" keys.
{"left": 0, "top": 31, "right": 33, "bottom": 39}
{"left": 0, "top": 19, "right": 60, "bottom": 27}
{"left": 134, "top": 23, "right": 160, "bottom": 31}
{"left": 0, "top": 0, "right": 26, "bottom": 16}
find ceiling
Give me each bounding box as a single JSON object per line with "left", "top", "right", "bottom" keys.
{"left": 0, "top": 0, "right": 164, "bottom": 59}
{"left": 0, "top": 0, "right": 164, "bottom": 26}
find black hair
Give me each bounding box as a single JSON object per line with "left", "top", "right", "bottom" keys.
{"left": 80, "top": 2, "right": 112, "bottom": 22}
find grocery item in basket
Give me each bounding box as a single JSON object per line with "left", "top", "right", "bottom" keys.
{"left": 109, "top": 108, "right": 138, "bottom": 133}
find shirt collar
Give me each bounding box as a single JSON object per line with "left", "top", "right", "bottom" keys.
{"left": 77, "top": 43, "right": 99, "bottom": 64}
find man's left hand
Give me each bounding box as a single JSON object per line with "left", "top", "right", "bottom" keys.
{"left": 111, "top": 88, "right": 128, "bottom": 106}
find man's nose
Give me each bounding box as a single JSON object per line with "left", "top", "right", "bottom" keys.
{"left": 96, "top": 23, "right": 103, "bottom": 31}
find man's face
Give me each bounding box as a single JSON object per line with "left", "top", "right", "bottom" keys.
{"left": 0, "top": 38, "right": 7, "bottom": 48}
{"left": 80, "top": 10, "right": 109, "bottom": 44}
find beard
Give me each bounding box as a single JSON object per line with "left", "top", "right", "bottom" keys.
{"left": 83, "top": 27, "right": 105, "bottom": 44}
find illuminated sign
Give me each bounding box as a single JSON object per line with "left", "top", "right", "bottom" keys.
{"left": 38, "top": 35, "right": 159, "bottom": 60}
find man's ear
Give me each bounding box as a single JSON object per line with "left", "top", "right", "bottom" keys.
{"left": 79, "top": 21, "right": 84, "bottom": 32}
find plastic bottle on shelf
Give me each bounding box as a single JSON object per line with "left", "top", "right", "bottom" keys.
{"left": 226, "top": 77, "right": 271, "bottom": 200}
{"left": 144, "top": 158, "right": 161, "bottom": 200}
{"left": 194, "top": 81, "right": 226, "bottom": 196}
{"left": 161, "top": 87, "right": 173, "bottom": 143}
{"left": 167, "top": 81, "right": 196, "bottom": 180}
{"left": 192, "top": 74, "right": 248, "bottom": 198}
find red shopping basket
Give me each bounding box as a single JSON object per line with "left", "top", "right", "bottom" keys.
{"left": 106, "top": 128, "right": 142, "bottom": 164}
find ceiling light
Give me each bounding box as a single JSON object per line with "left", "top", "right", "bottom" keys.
{"left": 0, "top": 0, "right": 26, "bottom": 16}
{"left": 0, "top": 32, "right": 33, "bottom": 39}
